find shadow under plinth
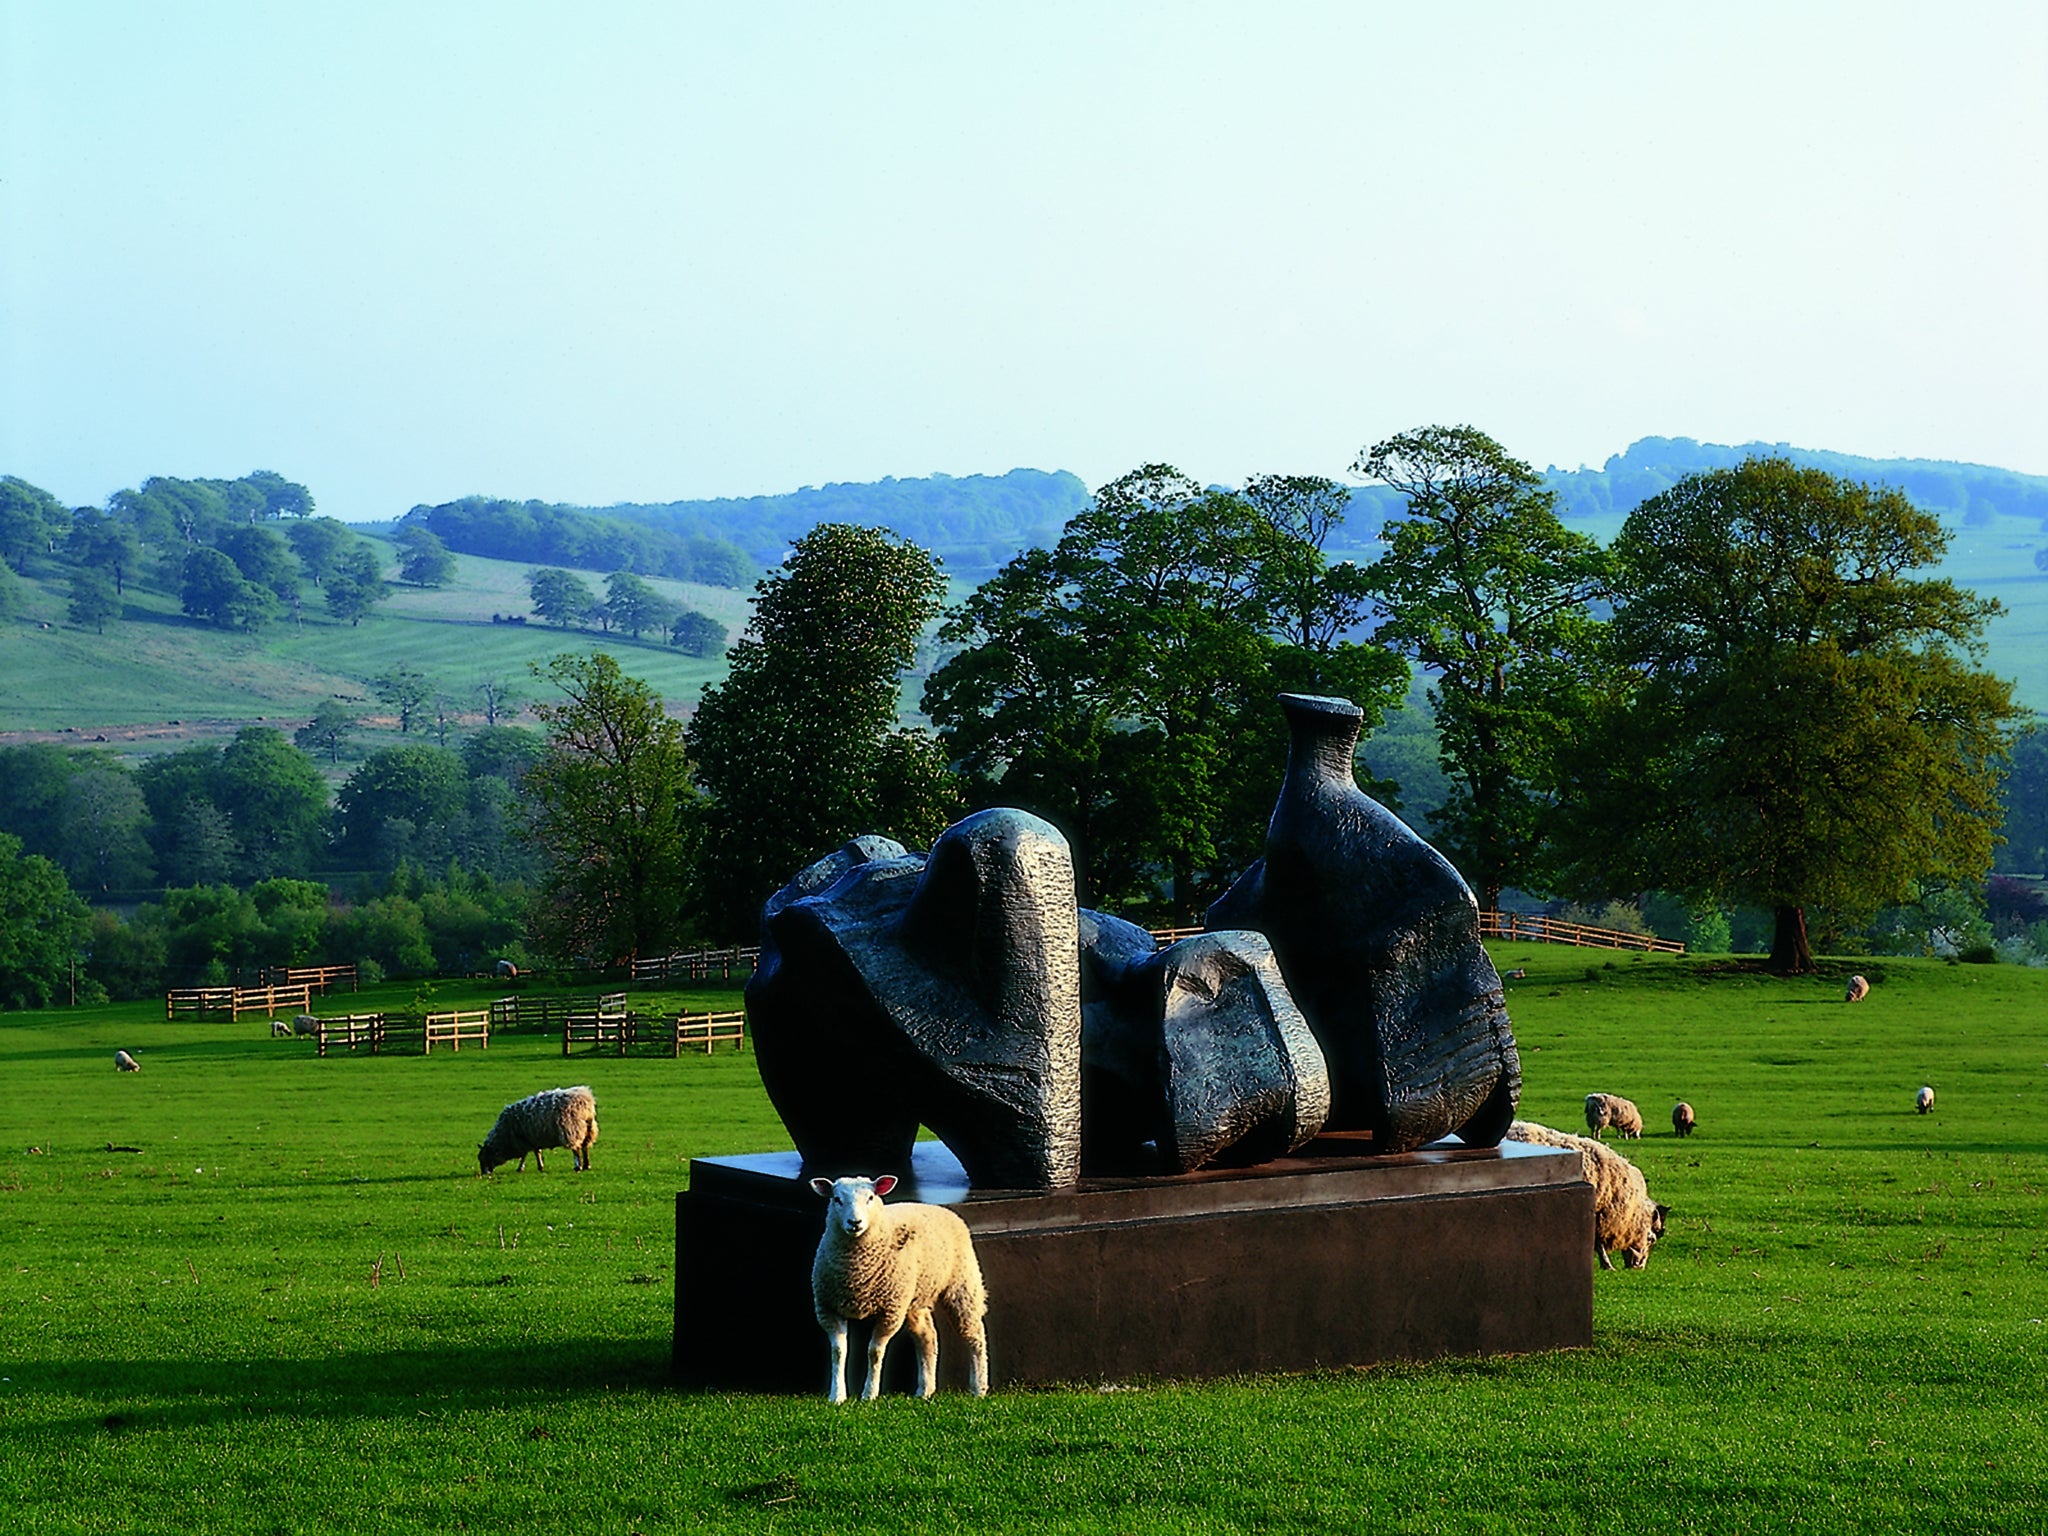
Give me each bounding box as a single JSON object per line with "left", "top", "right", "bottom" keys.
{"left": 673, "top": 1139, "right": 1593, "bottom": 1394}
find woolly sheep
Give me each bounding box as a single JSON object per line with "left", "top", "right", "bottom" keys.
{"left": 494, "top": 959, "right": 519, "bottom": 980}
{"left": 1671, "top": 1101, "right": 1695, "bottom": 1138}
{"left": 293, "top": 1013, "right": 320, "bottom": 1037}
{"left": 809, "top": 1174, "right": 988, "bottom": 1403}
{"left": 1916, "top": 1084, "right": 1935, "bottom": 1115}
{"left": 1508, "top": 1120, "right": 1669, "bottom": 1270}
{"left": 114, "top": 1049, "right": 140, "bottom": 1073}
{"left": 1846, "top": 974, "right": 1871, "bottom": 1003}
{"left": 1584, "top": 1092, "right": 1643, "bottom": 1139}
{"left": 270, "top": 1019, "right": 292, "bottom": 1038}
{"left": 478, "top": 1086, "right": 599, "bottom": 1174}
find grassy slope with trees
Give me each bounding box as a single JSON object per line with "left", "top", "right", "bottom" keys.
{"left": 1, "top": 952, "right": 2043, "bottom": 1533}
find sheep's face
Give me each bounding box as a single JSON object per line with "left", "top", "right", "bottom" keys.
{"left": 811, "top": 1174, "right": 899, "bottom": 1238}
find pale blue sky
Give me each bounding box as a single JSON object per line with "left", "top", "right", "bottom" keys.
{"left": 4, "top": 2, "right": 2044, "bottom": 521}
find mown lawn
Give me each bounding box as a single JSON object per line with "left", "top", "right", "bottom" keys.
{"left": 2, "top": 953, "right": 2044, "bottom": 1534}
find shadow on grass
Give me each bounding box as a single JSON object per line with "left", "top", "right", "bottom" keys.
{"left": 12, "top": 1338, "right": 676, "bottom": 1430}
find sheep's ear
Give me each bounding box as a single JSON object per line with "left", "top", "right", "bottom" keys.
{"left": 809, "top": 1177, "right": 836, "bottom": 1198}
{"left": 872, "top": 1174, "right": 898, "bottom": 1197}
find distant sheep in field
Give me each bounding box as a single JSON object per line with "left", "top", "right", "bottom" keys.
{"left": 293, "top": 1014, "right": 319, "bottom": 1037}
{"left": 1508, "top": 1121, "right": 1669, "bottom": 1270}
{"left": 1671, "top": 1101, "right": 1695, "bottom": 1138}
{"left": 1916, "top": 1084, "right": 1935, "bottom": 1115}
{"left": 114, "top": 1050, "right": 140, "bottom": 1073}
{"left": 1584, "top": 1092, "right": 1643, "bottom": 1139}
{"left": 810, "top": 1174, "right": 989, "bottom": 1402}
{"left": 494, "top": 959, "right": 519, "bottom": 980}
{"left": 1845, "top": 974, "right": 1870, "bottom": 1003}
{"left": 270, "top": 1019, "right": 292, "bottom": 1038}
{"left": 478, "top": 1086, "right": 599, "bottom": 1174}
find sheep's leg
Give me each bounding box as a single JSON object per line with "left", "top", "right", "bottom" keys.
{"left": 862, "top": 1312, "right": 905, "bottom": 1401}
{"left": 956, "top": 1311, "right": 989, "bottom": 1398}
{"left": 821, "top": 1316, "right": 850, "bottom": 1404}
{"left": 1597, "top": 1244, "right": 1614, "bottom": 1271}
{"left": 516, "top": 1153, "right": 528, "bottom": 1172}
{"left": 905, "top": 1306, "right": 939, "bottom": 1399}
{"left": 534, "top": 1148, "right": 546, "bottom": 1172}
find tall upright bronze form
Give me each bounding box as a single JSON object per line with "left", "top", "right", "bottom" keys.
{"left": 1207, "top": 692, "right": 1520, "bottom": 1153}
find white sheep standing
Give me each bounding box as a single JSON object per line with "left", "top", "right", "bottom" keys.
{"left": 114, "top": 1049, "right": 140, "bottom": 1073}
{"left": 270, "top": 1019, "right": 292, "bottom": 1038}
{"left": 478, "top": 1086, "right": 599, "bottom": 1174}
{"left": 1671, "top": 1101, "right": 1696, "bottom": 1138}
{"left": 1508, "top": 1121, "right": 1669, "bottom": 1270}
{"left": 1584, "top": 1092, "right": 1643, "bottom": 1139}
{"left": 1916, "top": 1084, "right": 1935, "bottom": 1115}
{"left": 1846, "top": 974, "right": 1871, "bottom": 1003}
{"left": 810, "top": 1174, "right": 989, "bottom": 1403}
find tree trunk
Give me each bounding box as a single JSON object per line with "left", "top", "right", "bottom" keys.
{"left": 1768, "top": 904, "right": 1814, "bottom": 974}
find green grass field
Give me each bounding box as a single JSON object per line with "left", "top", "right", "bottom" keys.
{"left": 3, "top": 950, "right": 2045, "bottom": 1534}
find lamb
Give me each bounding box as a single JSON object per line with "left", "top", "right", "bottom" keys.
{"left": 1584, "top": 1092, "right": 1643, "bottom": 1139}
{"left": 114, "top": 1050, "right": 140, "bottom": 1073}
{"left": 1507, "top": 1121, "right": 1669, "bottom": 1270}
{"left": 1916, "top": 1084, "right": 1935, "bottom": 1115}
{"left": 1846, "top": 974, "right": 1871, "bottom": 1003}
{"left": 270, "top": 1019, "right": 292, "bottom": 1038}
{"left": 810, "top": 1174, "right": 989, "bottom": 1402}
{"left": 478, "top": 1086, "right": 599, "bottom": 1174}
{"left": 1671, "top": 1101, "right": 1695, "bottom": 1138}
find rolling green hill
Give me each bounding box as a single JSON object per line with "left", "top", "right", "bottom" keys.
{"left": 0, "top": 541, "right": 749, "bottom": 752}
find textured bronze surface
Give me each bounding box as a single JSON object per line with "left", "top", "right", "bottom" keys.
{"left": 1207, "top": 692, "right": 1521, "bottom": 1153}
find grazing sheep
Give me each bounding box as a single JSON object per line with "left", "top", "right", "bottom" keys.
{"left": 1508, "top": 1121, "right": 1669, "bottom": 1270}
{"left": 293, "top": 1013, "right": 320, "bottom": 1037}
{"left": 1584, "top": 1092, "right": 1643, "bottom": 1139}
{"left": 478, "top": 1086, "right": 599, "bottom": 1174}
{"left": 1672, "top": 1101, "right": 1695, "bottom": 1138}
{"left": 810, "top": 1174, "right": 989, "bottom": 1402}
{"left": 1916, "top": 1084, "right": 1935, "bottom": 1115}
{"left": 494, "top": 959, "right": 519, "bottom": 980}
{"left": 1845, "top": 974, "right": 1871, "bottom": 1003}
{"left": 270, "top": 1019, "right": 292, "bottom": 1038}
{"left": 114, "top": 1050, "right": 140, "bottom": 1073}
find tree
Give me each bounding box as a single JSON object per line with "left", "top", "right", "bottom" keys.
{"left": 0, "top": 558, "right": 24, "bottom": 621}
{"left": 396, "top": 526, "right": 456, "bottom": 587}
{"left": 0, "top": 832, "right": 91, "bottom": 1008}
{"left": 1995, "top": 726, "right": 2047, "bottom": 877}
{"left": 294, "top": 700, "right": 359, "bottom": 765}
{"left": 67, "top": 568, "right": 121, "bottom": 633}
{"left": 286, "top": 517, "right": 355, "bottom": 585}
{"left": 375, "top": 663, "right": 434, "bottom": 734}
{"left": 181, "top": 547, "right": 276, "bottom": 629}
{"left": 925, "top": 467, "right": 1405, "bottom": 914}
{"left": 335, "top": 745, "right": 470, "bottom": 866}
{"left": 605, "top": 570, "right": 676, "bottom": 640}
{"left": 216, "top": 523, "right": 300, "bottom": 605}
{"left": 58, "top": 768, "right": 154, "bottom": 892}
{"left": 0, "top": 477, "right": 69, "bottom": 572}
{"left": 528, "top": 567, "right": 596, "bottom": 627}
{"left": 669, "top": 609, "right": 726, "bottom": 656}
{"left": 1354, "top": 426, "right": 1610, "bottom": 911}
{"left": 1553, "top": 457, "right": 2022, "bottom": 973}
{"left": 324, "top": 544, "right": 389, "bottom": 625}
{"left": 215, "top": 727, "right": 328, "bottom": 880}
{"left": 689, "top": 524, "right": 951, "bottom": 937}
{"left": 463, "top": 724, "right": 544, "bottom": 785}
{"left": 66, "top": 510, "right": 142, "bottom": 595}
{"left": 472, "top": 676, "right": 524, "bottom": 726}
{"left": 523, "top": 651, "right": 697, "bottom": 963}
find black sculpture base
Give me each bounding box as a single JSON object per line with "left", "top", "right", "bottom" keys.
{"left": 673, "top": 1139, "right": 1593, "bottom": 1392}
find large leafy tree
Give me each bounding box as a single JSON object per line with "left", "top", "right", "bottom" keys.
{"left": 0, "top": 832, "right": 91, "bottom": 1008}
{"left": 926, "top": 466, "right": 1405, "bottom": 915}
{"left": 285, "top": 517, "right": 356, "bottom": 585}
{"left": 1996, "top": 726, "right": 2047, "bottom": 877}
{"left": 334, "top": 745, "right": 471, "bottom": 866}
{"left": 604, "top": 570, "right": 676, "bottom": 640}
{"left": 66, "top": 510, "right": 142, "bottom": 595}
{"left": 528, "top": 567, "right": 596, "bottom": 627}
{"left": 294, "top": 701, "right": 359, "bottom": 766}
{"left": 67, "top": 568, "right": 121, "bottom": 634}
{"left": 181, "top": 547, "right": 276, "bottom": 630}
{"left": 1554, "top": 457, "right": 2022, "bottom": 972}
{"left": 215, "top": 727, "right": 329, "bottom": 880}
{"left": 0, "top": 477, "right": 70, "bottom": 572}
{"left": 324, "top": 544, "right": 389, "bottom": 625}
{"left": 59, "top": 768, "right": 155, "bottom": 892}
{"left": 396, "top": 526, "right": 456, "bottom": 587}
{"left": 523, "top": 651, "right": 697, "bottom": 963}
{"left": 1354, "top": 426, "right": 1610, "bottom": 911}
{"left": 689, "top": 523, "right": 953, "bottom": 938}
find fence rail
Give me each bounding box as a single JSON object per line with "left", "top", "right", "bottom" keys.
{"left": 1478, "top": 911, "right": 1686, "bottom": 954}
{"left": 166, "top": 982, "right": 316, "bottom": 1021}
{"left": 309, "top": 1012, "right": 387, "bottom": 1057}
{"left": 490, "top": 993, "right": 626, "bottom": 1032}
{"left": 671, "top": 1009, "right": 747, "bottom": 1056}
{"left": 563, "top": 998, "right": 634, "bottom": 1057}
{"left": 258, "top": 963, "right": 359, "bottom": 993}
{"left": 424, "top": 1009, "right": 490, "bottom": 1054}
{"left": 1148, "top": 926, "right": 1205, "bottom": 949}
{"left": 629, "top": 946, "right": 760, "bottom": 983}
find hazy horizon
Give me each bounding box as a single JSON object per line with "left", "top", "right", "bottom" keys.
{"left": 5, "top": 4, "right": 2044, "bottom": 521}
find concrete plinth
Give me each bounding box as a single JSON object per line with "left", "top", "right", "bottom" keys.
{"left": 673, "top": 1138, "right": 1593, "bottom": 1394}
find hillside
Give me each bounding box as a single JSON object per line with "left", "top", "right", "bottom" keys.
{"left": 0, "top": 540, "right": 747, "bottom": 753}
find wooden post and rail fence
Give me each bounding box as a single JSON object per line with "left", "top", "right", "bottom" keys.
{"left": 165, "top": 982, "right": 315, "bottom": 1021}
{"left": 1148, "top": 915, "right": 1684, "bottom": 955}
